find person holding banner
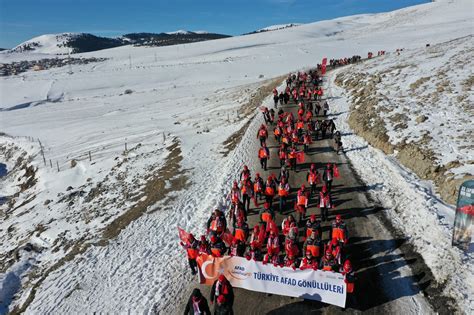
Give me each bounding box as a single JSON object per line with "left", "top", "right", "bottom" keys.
{"left": 283, "top": 250, "right": 299, "bottom": 270}
{"left": 210, "top": 275, "right": 234, "bottom": 310}
{"left": 341, "top": 260, "right": 356, "bottom": 294}
{"left": 199, "top": 235, "right": 211, "bottom": 255}
{"left": 184, "top": 288, "right": 211, "bottom": 315}
{"left": 303, "top": 230, "right": 323, "bottom": 260}
{"left": 245, "top": 241, "right": 263, "bottom": 261}
{"left": 209, "top": 235, "right": 227, "bottom": 257}
{"left": 320, "top": 250, "right": 339, "bottom": 272}
{"left": 300, "top": 250, "right": 319, "bottom": 270}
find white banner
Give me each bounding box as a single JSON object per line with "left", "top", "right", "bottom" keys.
{"left": 197, "top": 254, "right": 346, "bottom": 307}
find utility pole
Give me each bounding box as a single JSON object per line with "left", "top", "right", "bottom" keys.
{"left": 68, "top": 49, "right": 73, "bottom": 75}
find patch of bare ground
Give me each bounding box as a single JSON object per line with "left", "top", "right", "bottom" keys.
{"left": 10, "top": 139, "right": 189, "bottom": 313}
{"left": 221, "top": 75, "right": 286, "bottom": 157}
{"left": 335, "top": 72, "right": 473, "bottom": 204}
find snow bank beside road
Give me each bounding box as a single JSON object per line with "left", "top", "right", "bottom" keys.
{"left": 328, "top": 67, "right": 474, "bottom": 313}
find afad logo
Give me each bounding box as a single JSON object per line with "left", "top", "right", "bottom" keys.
{"left": 229, "top": 265, "right": 251, "bottom": 281}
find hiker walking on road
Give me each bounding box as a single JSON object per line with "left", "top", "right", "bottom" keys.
{"left": 211, "top": 275, "right": 234, "bottom": 309}
{"left": 331, "top": 214, "right": 348, "bottom": 245}
{"left": 323, "top": 101, "right": 329, "bottom": 116}
{"left": 257, "top": 124, "right": 268, "bottom": 146}
{"left": 184, "top": 288, "right": 211, "bottom": 315}
{"left": 258, "top": 143, "right": 270, "bottom": 171}
{"left": 180, "top": 233, "right": 200, "bottom": 275}
{"left": 296, "top": 185, "right": 309, "bottom": 223}
{"left": 253, "top": 173, "right": 264, "bottom": 201}
{"left": 278, "top": 176, "right": 290, "bottom": 213}
{"left": 245, "top": 241, "right": 263, "bottom": 261}
{"left": 306, "top": 214, "right": 322, "bottom": 239}
{"left": 319, "top": 185, "right": 333, "bottom": 221}
{"left": 304, "top": 231, "right": 323, "bottom": 261}
{"left": 307, "top": 163, "right": 320, "bottom": 196}
{"left": 239, "top": 165, "right": 251, "bottom": 181}
{"left": 288, "top": 146, "right": 297, "bottom": 172}
{"left": 323, "top": 163, "right": 339, "bottom": 192}
{"left": 214, "top": 295, "right": 233, "bottom": 315}
{"left": 279, "top": 92, "right": 284, "bottom": 106}
{"left": 240, "top": 177, "right": 253, "bottom": 213}
{"left": 264, "top": 175, "right": 277, "bottom": 204}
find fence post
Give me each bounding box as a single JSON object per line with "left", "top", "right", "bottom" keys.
{"left": 56, "top": 161, "right": 60, "bottom": 172}
{"left": 88, "top": 151, "right": 92, "bottom": 161}
{"left": 49, "top": 159, "right": 52, "bottom": 168}
{"left": 163, "top": 132, "right": 166, "bottom": 143}
{"left": 125, "top": 142, "right": 127, "bottom": 152}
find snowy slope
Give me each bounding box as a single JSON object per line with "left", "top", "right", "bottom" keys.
{"left": 254, "top": 23, "right": 302, "bottom": 33}
{"left": 11, "top": 33, "right": 80, "bottom": 54}
{"left": 0, "top": 0, "right": 473, "bottom": 313}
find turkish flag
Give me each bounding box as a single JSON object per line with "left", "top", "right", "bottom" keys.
{"left": 334, "top": 164, "right": 340, "bottom": 178}
{"left": 296, "top": 151, "right": 305, "bottom": 163}
{"left": 178, "top": 226, "right": 190, "bottom": 243}
{"left": 222, "top": 230, "right": 235, "bottom": 246}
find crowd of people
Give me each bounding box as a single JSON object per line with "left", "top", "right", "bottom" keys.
{"left": 182, "top": 56, "right": 367, "bottom": 314}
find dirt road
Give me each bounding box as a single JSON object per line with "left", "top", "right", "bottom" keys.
{"left": 182, "top": 74, "right": 436, "bottom": 314}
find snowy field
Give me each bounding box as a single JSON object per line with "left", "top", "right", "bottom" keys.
{"left": 0, "top": 0, "right": 473, "bottom": 313}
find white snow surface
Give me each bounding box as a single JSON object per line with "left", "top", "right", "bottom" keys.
{"left": 327, "top": 67, "right": 474, "bottom": 313}
{"left": 255, "top": 23, "right": 302, "bottom": 32}
{"left": 0, "top": 0, "right": 473, "bottom": 313}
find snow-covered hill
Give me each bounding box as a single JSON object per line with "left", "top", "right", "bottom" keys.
{"left": 0, "top": 0, "right": 473, "bottom": 313}
{"left": 12, "top": 33, "right": 82, "bottom": 54}
{"left": 254, "top": 23, "right": 302, "bottom": 33}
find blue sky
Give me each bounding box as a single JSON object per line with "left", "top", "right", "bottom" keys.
{"left": 0, "top": 0, "right": 429, "bottom": 48}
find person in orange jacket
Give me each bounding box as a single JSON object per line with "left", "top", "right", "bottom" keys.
{"left": 340, "top": 260, "right": 356, "bottom": 294}
{"left": 257, "top": 124, "right": 268, "bottom": 146}
{"left": 240, "top": 177, "right": 253, "bottom": 213}
{"left": 233, "top": 216, "right": 249, "bottom": 243}
{"left": 278, "top": 176, "right": 290, "bottom": 213}
{"left": 209, "top": 234, "right": 227, "bottom": 257}
{"left": 258, "top": 143, "right": 270, "bottom": 171}
{"left": 253, "top": 172, "right": 264, "bottom": 200}
{"left": 326, "top": 238, "right": 343, "bottom": 265}
{"left": 288, "top": 145, "right": 297, "bottom": 172}
{"left": 278, "top": 144, "right": 287, "bottom": 167}
{"left": 264, "top": 175, "right": 276, "bottom": 204}
{"left": 259, "top": 202, "right": 275, "bottom": 225}
{"left": 330, "top": 214, "right": 348, "bottom": 245}
{"left": 303, "top": 230, "right": 323, "bottom": 260}
{"left": 320, "top": 249, "right": 338, "bottom": 271}
{"left": 307, "top": 163, "right": 320, "bottom": 196}
{"left": 180, "top": 233, "right": 200, "bottom": 275}
{"left": 296, "top": 185, "right": 309, "bottom": 223}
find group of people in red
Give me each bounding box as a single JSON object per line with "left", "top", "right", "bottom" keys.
{"left": 183, "top": 67, "right": 357, "bottom": 314}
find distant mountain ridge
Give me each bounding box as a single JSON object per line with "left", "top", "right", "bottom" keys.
{"left": 10, "top": 31, "right": 231, "bottom": 54}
